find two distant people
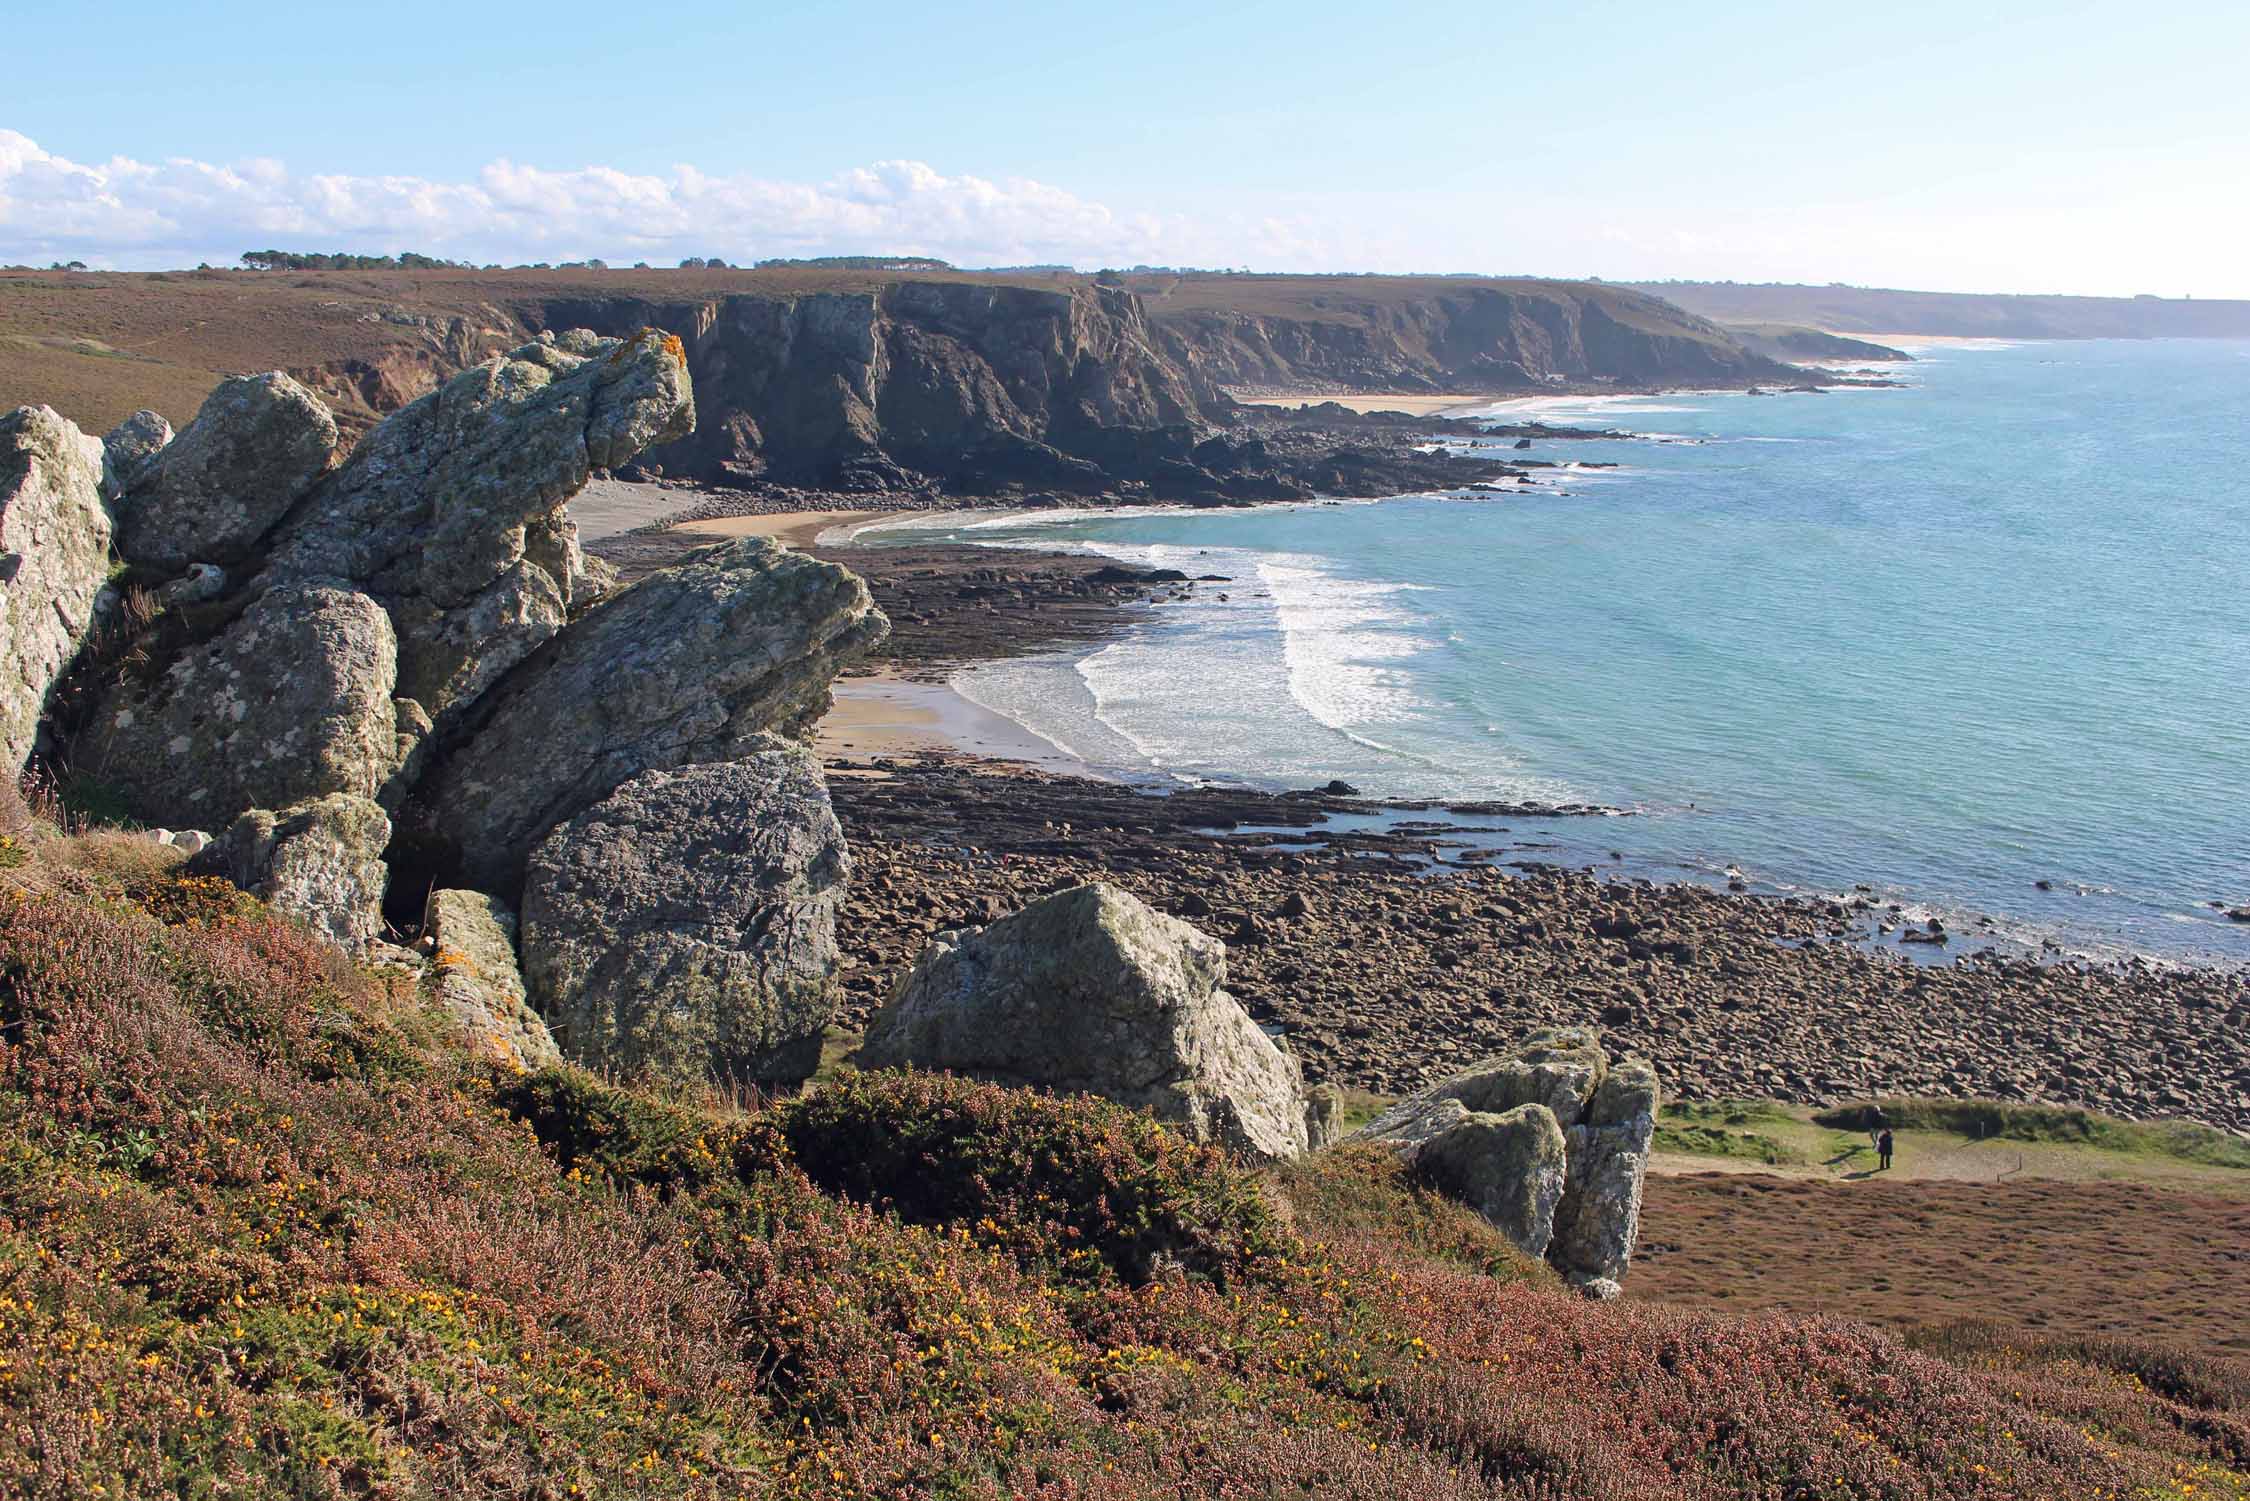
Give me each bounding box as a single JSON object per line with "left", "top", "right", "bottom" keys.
{"left": 1867, "top": 1118, "right": 1896, "bottom": 1172}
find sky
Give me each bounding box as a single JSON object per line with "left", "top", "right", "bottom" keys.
{"left": 6, "top": 0, "right": 2247, "bottom": 295}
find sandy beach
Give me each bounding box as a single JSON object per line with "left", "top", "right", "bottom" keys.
{"left": 1227, "top": 390, "right": 1499, "bottom": 417}
{"left": 815, "top": 668, "right": 1094, "bottom": 773}
{"left": 677, "top": 508, "right": 897, "bottom": 549}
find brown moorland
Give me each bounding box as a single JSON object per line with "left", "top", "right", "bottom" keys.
{"left": 2, "top": 829, "right": 2245, "bottom": 1498}
{"left": 1634, "top": 1173, "right": 2250, "bottom": 1355}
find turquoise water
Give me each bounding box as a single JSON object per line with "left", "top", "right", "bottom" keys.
{"left": 864, "top": 339, "right": 2250, "bottom": 965}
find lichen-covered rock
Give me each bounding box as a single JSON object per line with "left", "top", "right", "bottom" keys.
{"left": 1302, "top": 1081, "right": 1347, "bottom": 1150}
{"left": 425, "top": 888, "right": 559, "bottom": 1072}
{"left": 115, "top": 373, "right": 336, "bottom": 570}
{"left": 413, "top": 536, "right": 884, "bottom": 892}
{"left": 87, "top": 584, "right": 398, "bottom": 826}
{"left": 189, "top": 794, "right": 390, "bottom": 950}
{"left": 520, "top": 742, "right": 847, "bottom": 1086}
{"left": 1410, "top": 1098, "right": 1570, "bottom": 1258}
{"left": 1551, "top": 1057, "right": 1659, "bottom": 1297}
{"left": 99, "top": 409, "right": 172, "bottom": 503}
{"left": 1354, "top": 1027, "right": 1657, "bottom": 1291}
{"left": 259, "top": 329, "right": 693, "bottom": 732}
{"left": 860, "top": 882, "right": 1310, "bottom": 1160}
{"left": 0, "top": 405, "right": 113, "bottom": 781}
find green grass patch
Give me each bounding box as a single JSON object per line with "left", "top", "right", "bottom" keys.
{"left": 1816, "top": 1098, "right": 2250, "bottom": 1170}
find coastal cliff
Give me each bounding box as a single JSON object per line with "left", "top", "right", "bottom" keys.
{"left": 0, "top": 267, "right": 1800, "bottom": 492}
{"left": 1132, "top": 274, "right": 1799, "bottom": 396}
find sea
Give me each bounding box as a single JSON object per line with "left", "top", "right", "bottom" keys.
{"left": 850, "top": 338, "right": 2250, "bottom": 968}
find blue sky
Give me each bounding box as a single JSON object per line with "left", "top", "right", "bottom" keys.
{"left": 6, "top": 0, "right": 2246, "bottom": 294}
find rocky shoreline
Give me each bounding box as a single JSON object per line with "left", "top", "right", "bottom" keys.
{"left": 585, "top": 506, "right": 2250, "bottom": 1137}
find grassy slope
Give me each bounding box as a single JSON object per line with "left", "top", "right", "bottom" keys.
{"left": 1, "top": 839, "right": 2245, "bottom": 1497}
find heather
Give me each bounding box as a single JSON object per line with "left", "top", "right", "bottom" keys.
{"left": 1, "top": 861, "right": 2243, "bottom": 1497}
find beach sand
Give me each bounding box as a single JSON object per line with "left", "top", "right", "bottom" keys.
{"left": 567, "top": 477, "right": 690, "bottom": 541}
{"left": 1227, "top": 391, "right": 1497, "bottom": 417}
{"left": 816, "top": 668, "right": 1097, "bottom": 775}
{"left": 678, "top": 509, "right": 897, "bottom": 550}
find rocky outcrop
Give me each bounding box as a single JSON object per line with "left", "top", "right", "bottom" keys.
{"left": 0, "top": 405, "right": 113, "bottom": 782}
{"left": 1355, "top": 1028, "right": 1657, "bottom": 1293}
{"left": 1409, "top": 1098, "right": 1570, "bottom": 1258}
{"left": 527, "top": 282, "right": 1201, "bottom": 490}
{"left": 115, "top": 373, "right": 337, "bottom": 570}
{"left": 425, "top": 888, "right": 559, "bottom": 1072}
{"left": 1551, "top": 1057, "right": 1659, "bottom": 1295}
{"left": 520, "top": 742, "right": 848, "bottom": 1086}
{"left": 189, "top": 794, "right": 391, "bottom": 950}
{"left": 88, "top": 584, "right": 400, "bottom": 826}
{"left": 860, "top": 882, "right": 1309, "bottom": 1160}
{"left": 100, "top": 410, "right": 173, "bottom": 503}
{"left": 259, "top": 328, "right": 693, "bottom": 736}
{"left": 410, "top": 535, "right": 884, "bottom": 892}
{"left": 73, "top": 328, "right": 694, "bottom": 840}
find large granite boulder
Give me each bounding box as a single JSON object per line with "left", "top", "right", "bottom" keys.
{"left": 189, "top": 794, "right": 391, "bottom": 950}
{"left": 1551, "top": 1057, "right": 1660, "bottom": 1296}
{"left": 260, "top": 329, "right": 693, "bottom": 736}
{"left": 0, "top": 406, "right": 113, "bottom": 782}
{"left": 87, "top": 584, "right": 399, "bottom": 827}
{"left": 1355, "top": 1027, "right": 1657, "bottom": 1294}
{"left": 115, "top": 373, "right": 337, "bottom": 570}
{"left": 100, "top": 410, "right": 173, "bottom": 503}
{"left": 425, "top": 888, "right": 559, "bottom": 1072}
{"left": 412, "top": 536, "right": 885, "bottom": 892}
{"left": 520, "top": 742, "right": 848, "bottom": 1086}
{"left": 1410, "top": 1097, "right": 1570, "bottom": 1258}
{"left": 860, "top": 882, "right": 1310, "bottom": 1160}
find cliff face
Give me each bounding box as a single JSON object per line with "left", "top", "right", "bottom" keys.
{"left": 529, "top": 281, "right": 1201, "bottom": 489}
{"left": 1138, "top": 277, "right": 1795, "bottom": 397}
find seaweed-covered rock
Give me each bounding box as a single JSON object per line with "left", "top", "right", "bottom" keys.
{"left": 1354, "top": 1027, "right": 1657, "bottom": 1291}
{"left": 87, "top": 584, "right": 398, "bottom": 827}
{"left": 189, "top": 794, "right": 391, "bottom": 950}
{"left": 425, "top": 888, "right": 559, "bottom": 1072}
{"left": 0, "top": 405, "right": 112, "bottom": 781}
{"left": 860, "top": 882, "right": 1310, "bottom": 1160}
{"left": 115, "top": 373, "right": 336, "bottom": 570}
{"left": 520, "top": 742, "right": 848, "bottom": 1086}
{"left": 413, "top": 536, "right": 884, "bottom": 892}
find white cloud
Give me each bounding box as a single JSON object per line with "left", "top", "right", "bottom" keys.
{"left": 0, "top": 129, "right": 1216, "bottom": 270}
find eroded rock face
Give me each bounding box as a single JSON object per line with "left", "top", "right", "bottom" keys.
{"left": 425, "top": 889, "right": 559, "bottom": 1072}
{"left": 0, "top": 406, "right": 113, "bottom": 782}
{"left": 88, "top": 584, "right": 399, "bottom": 827}
{"left": 520, "top": 742, "right": 848, "bottom": 1086}
{"left": 1410, "top": 1098, "right": 1570, "bottom": 1258}
{"left": 1355, "top": 1027, "right": 1657, "bottom": 1292}
{"left": 860, "top": 882, "right": 1310, "bottom": 1160}
{"left": 117, "top": 373, "right": 337, "bottom": 570}
{"left": 413, "top": 536, "right": 884, "bottom": 892}
{"left": 260, "top": 329, "right": 693, "bottom": 735}
{"left": 1552, "top": 1058, "right": 1659, "bottom": 1298}
{"left": 100, "top": 410, "right": 173, "bottom": 503}
{"left": 189, "top": 794, "right": 391, "bottom": 950}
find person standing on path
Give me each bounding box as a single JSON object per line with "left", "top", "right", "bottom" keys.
{"left": 1877, "top": 1128, "right": 1895, "bottom": 1172}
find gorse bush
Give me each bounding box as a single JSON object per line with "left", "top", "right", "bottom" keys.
{"left": 0, "top": 873, "right": 2243, "bottom": 1498}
